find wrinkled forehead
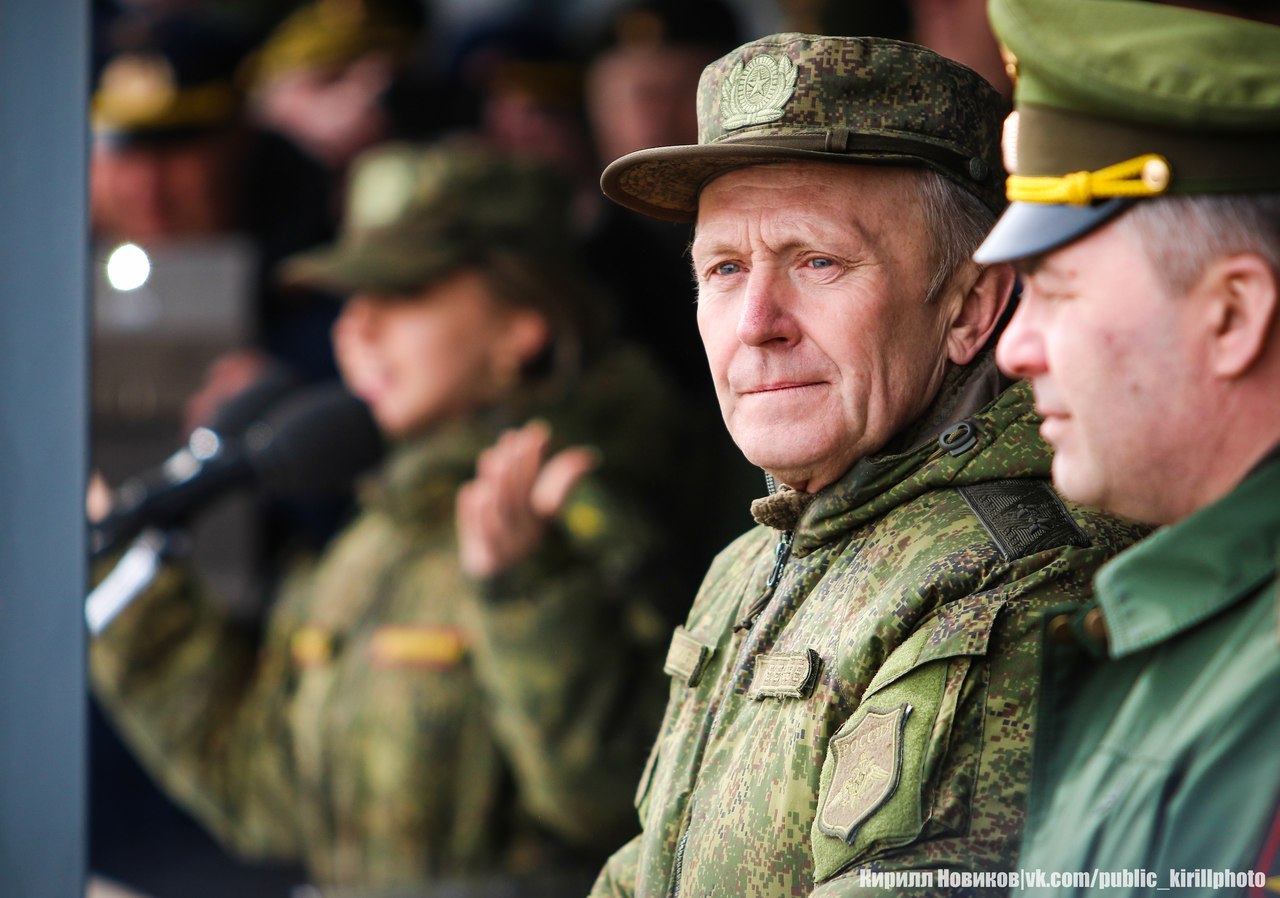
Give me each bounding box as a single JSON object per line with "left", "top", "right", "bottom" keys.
{"left": 691, "top": 161, "right": 926, "bottom": 246}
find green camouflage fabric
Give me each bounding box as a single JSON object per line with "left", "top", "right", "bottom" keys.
{"left": 600, "top": 33, "right": 1007, "bottom": 222}
{"left": 90, "top": 346, "right": 685, "bottom": 894}
{"left": 589, "top": 365, "right": 1149, "bottom": 898}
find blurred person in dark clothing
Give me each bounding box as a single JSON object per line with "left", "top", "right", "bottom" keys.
{"left": 582, "top": 0, "right": 744, "bottom": 402}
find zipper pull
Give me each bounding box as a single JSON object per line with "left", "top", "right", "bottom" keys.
{"left": 733, "top": 531, "right": 793, "bottom": 632}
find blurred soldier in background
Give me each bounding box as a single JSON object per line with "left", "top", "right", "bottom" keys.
{"left": 90, "top": 141, "right": 700, "bottom": 896}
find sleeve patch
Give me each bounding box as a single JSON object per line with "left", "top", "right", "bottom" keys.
{"left": 958, "top": 478, "right": 1091, "bottom": 561}
{"left": 816, "top": 703, "right": 911, "bottom": 844}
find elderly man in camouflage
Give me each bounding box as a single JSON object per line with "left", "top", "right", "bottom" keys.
{"left": 580, "top": 34, "right": 1147, "bottom": 898}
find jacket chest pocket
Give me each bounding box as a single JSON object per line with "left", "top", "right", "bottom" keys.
{"left": 811, "top": 596, "right": 1006, "bottom": 881}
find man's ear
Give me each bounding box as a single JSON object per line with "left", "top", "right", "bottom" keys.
{"left": 946, "top": 261, "right": 1016, "bottom": 366}
{"left": 498, "top": 308, "right": 552, "bottom": 371}
{"left": 1200, "top": 253, "right": 1278, "bottom": 379}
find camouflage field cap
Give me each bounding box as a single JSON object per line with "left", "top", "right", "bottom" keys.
{"left": 280, "top": 141, "right": 576, "bottom": 295}
{"left": 600, "top": 32, "right": 1008, "bottom": 221}
{"left": 975, "top": 0, "right": 1280, "bottom": 264}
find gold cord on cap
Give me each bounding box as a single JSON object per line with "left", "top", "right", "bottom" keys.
{"left": 1007, "top": 153, "right": 1171, "bottom": 205}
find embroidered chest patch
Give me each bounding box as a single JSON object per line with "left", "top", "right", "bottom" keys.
{"left": 749, "top": 648, "right": 822, "bottom": 700}
{"left": 817, "top": 703, "right": 912, "bottom": 843}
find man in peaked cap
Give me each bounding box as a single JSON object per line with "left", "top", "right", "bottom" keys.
{"left": 583, "top": 32, "right": 1146, "bottom": 898}
{"left": 977, "top": 0, "right": 1280, "bottom": 888}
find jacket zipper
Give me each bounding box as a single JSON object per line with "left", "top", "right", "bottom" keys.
{"left": 669, "top": 827, "right": 690, "bottom": 898}
{"left": 674, "top": 529, "right": 794, "bottom": 898}
{"left": 733, "top": 530, "right": 793, "bottom": 632}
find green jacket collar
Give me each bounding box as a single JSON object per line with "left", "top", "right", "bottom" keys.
{"left": 792, "top": 366, "right": 1050, "bottom": 557}
{"left": 1095, "top": 453, "right": 1280, "bottom": 658}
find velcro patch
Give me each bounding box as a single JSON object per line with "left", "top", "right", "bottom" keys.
{"left": 959, "top": 478, "right": 1091, "bottom": 561}
{"left": 664, "top": 626, "right": 714, "bottom": 687}
{"left": 817, "top": 703, "right": 912, "bottom": 844}
{"left": 749, "top": 648, "right": 822, "bottom": 700}
{"left": 368, "top": 625, "right": 466, "bottom": 669}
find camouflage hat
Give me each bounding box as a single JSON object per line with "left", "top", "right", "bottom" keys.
{"left": 599, "top": 32, "right": 1008, "bottom": 221}
{"left": 279, "top": 141, "right": 577, "bottom": 295}
{"left": 975, "top": 0, "right": 1280, "bottom": 264}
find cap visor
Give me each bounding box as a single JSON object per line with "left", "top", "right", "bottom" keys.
{"left": 278, "top": 241, "right": 458, "bottom": 296}
{"left": 974, "top": 199, "right": 1132, "bottom": 264}
{"left": 602, "top": 142, "right": 940, "bottom": 223}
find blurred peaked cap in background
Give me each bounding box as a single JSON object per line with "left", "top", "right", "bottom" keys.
{"left": 600, "top": 32, "right": 1008, "bottom": 221}
{"left": 278, "top": 140, "right": 579, "bottom": 296}
{"left": 91, "top": 8, "right": 255, "bottom": 145}
{"left": 975, "top": 0, "right": 1280, "bottom": 263}
{"left": 240, "top": 0, "right": 424, "bottom": 89}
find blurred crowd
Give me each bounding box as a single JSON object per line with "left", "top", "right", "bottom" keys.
{"left": 85, "top": 1, "right": 1018, "bottom": 896}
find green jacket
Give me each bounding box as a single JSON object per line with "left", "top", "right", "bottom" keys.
{"left": 589, "top": 371, "right": 1148, "bottom": 898}
{"left": 90, "top": 349, "right": 685, "bottom": 893}
{"left": 1014, "top": 452, "right": 1280, "bottom": 896}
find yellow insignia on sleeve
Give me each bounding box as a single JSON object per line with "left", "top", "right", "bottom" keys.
{"left": 817, "top": 703, "right": 912, "bottom": 843}
{"left": 291, "top": 627, "right": 334, "bottom": 667}
{"left": 565, "top": 500, "right": 606, "bottom": 541}
{"left": 368, "top": 624, "right": 466, "bottom": 669}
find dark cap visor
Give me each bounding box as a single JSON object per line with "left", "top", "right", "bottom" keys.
{"left": 602, "top": 134, "right": 1000, "bottom": 223}
{"left": 278, "top": 240, "right": 463, "bottom": 297}
{"left": 974, "top": 198, "right": 1133, "bottom": 264}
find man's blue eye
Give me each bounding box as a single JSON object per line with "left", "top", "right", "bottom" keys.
{"left": 811, "top": 258, "right": 834, "bottom": 269}
{"left": 716, "top": 262, "right": 741, "bottom": 276}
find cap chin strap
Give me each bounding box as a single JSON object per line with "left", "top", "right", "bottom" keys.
{"left": 1007, "top": 153, "right": 1171, "bottom": 206}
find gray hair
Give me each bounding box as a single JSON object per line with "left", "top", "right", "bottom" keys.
{"left": 1117, "top": 193, "right": 1280, "bottom": 298}
{"left": 917, "top": 168, "right": 997, "bottom": 304}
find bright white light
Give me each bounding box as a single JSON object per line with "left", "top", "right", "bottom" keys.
{"left": 106, "top": 243, "right": 151, "bottom": 291}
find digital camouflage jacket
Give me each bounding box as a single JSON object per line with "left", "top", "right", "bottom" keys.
{"left": 589, "top": 372, "right": 1149, "bottom": 898}
{"left": 90, "top": 349, "right": 688, "bottom": 894}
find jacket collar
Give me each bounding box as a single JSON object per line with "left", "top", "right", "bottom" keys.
{"left": 790, "top": 357, "right": 1049, "bottom": 557}
{"left": 1095, "top": 453, "right": 1280, "bottom": 657}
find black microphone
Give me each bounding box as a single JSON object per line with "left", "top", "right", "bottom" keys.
{"left": 90, "top": 382, "right": 385, "bottom": 561}
{"left": 203, "top": 360, "right": 303, "bottom": 437}
{"left": 98, "top": 361, "right": 304, "bottom": 529}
